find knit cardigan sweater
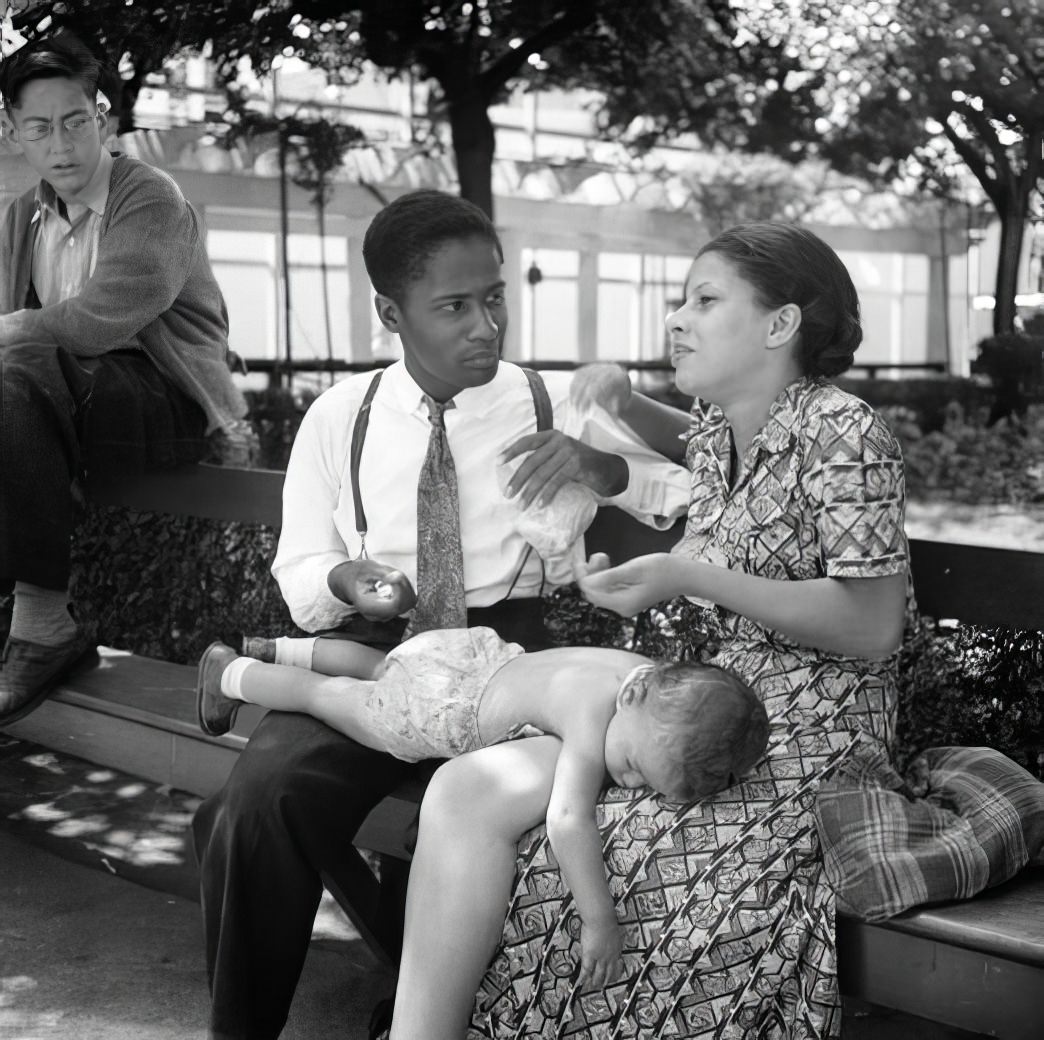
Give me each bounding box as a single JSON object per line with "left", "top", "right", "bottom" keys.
{"left": 0, "top": 154, "right": 246, "bottom": 433}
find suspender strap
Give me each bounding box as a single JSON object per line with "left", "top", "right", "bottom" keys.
{"left": 506, "top": 367, "right": 554, "bottom": 599}
{"left": 348, "top": 365, "right": 552, "bottom": 562}
{"left": 521, "top": 367, "right": 553, "bottom": 432}
{"left": 349, "top": 369, "right": 384, "bottom": 553}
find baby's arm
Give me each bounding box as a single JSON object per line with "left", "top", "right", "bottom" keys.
{"left": 544, "top": 726, "right": 622, "bottom": 989}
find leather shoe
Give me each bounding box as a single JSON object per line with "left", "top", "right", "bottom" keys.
{"left": 197, "top": 641, "right": 241, "bottom": 737}
{"left": 0, "top": 631, "right": 95, "bottom": 725}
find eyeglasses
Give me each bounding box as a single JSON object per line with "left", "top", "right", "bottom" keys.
{"left": 16, "top": 112, "right": 101, "bottom": 142}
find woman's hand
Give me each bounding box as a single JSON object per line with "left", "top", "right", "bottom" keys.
{"left": 575, "top": 552, "right": 675, "bottom": 617}
{"left": 578, "top": 912, "right": 624, "bottom": 990}
{"left": 570, "top": 363, "right": 632, "bottom": 417}
{"left": 327, "top": 560, "right": 417, "bottom": 620}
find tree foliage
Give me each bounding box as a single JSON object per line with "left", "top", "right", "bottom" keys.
{"left": 810, "top": 0, "right": 1044, "bottom": 334}
{"left": 11, "top": 0, "right": 829, "bottom": 216}
{"left": 10, "top": 0, "right": 1041, "bottom": 321}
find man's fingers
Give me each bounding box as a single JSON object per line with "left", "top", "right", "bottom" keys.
{"left": 513, "top": 450, "right": 571, "bottom": 507}
{"left": 498, "top": 430, "right": 549, "bottom": 467}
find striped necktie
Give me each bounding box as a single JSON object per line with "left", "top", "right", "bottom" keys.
{"left": 405, "top": 395, "right": 468, "bottom": 636}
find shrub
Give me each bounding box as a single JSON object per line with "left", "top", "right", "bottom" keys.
{"left": 836, "top": 375, "right": 994, "bottom": 433}
{"left": 70, "top": 505, "right": 300, "bottom": 664}
{"left": 876, "top": 402, "right": 1044, "bottom": 505}
{"left": 895, "top": 615, "right": 1044, "bottom": 778}
{"left": 242, "top": 387, "right": 316, "bottom": 470}
{"left": 971, "top": 332, "right": 1044, "bottom": 424}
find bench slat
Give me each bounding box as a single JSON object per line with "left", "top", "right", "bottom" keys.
{"left": 837, "top": 911, "right": 1044, "bottom": 1039}
{"left": 90, "top": 463, "right": 284, "bottom": 526}
{"left": 907, "top": 539, "right": 1044, "bottom": 630}
{"left": 874, "top": 867, "right": 1044, "bottom": 967}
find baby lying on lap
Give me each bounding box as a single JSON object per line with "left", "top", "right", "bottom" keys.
{"left": 197, "top": 627, "right": 769, "bottom": 984}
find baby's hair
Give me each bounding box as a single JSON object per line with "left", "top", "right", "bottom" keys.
{"left": 696, "top": 221, "right": 863, "bottom": 378}
{"left": 362, "top": 188, "right": 503, "bottom": 303}
{"left": 624, "top": 661, "right": 769, "bottom": 801}
{"left": 0, "top": 32, "right": 101, "bottom": 111}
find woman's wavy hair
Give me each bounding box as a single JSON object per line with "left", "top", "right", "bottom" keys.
{"left": 696, "top": 221, "right": 863, "bottom": 377}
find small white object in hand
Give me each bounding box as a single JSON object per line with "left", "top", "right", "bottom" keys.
{"left": 371, "top": 579, "right": 395, "bottom": 600}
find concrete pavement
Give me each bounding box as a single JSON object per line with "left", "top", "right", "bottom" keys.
{"left": 0, "top": 830, "right": 392, "bottom": 1040}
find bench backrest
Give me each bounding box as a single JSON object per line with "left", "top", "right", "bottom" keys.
{"left": 90, "top": 463, "right": 1044, "bottom": 632}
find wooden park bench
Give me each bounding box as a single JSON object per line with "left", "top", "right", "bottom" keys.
{"left": 4, "top": 461, "right": 1043, "bottom": 1039}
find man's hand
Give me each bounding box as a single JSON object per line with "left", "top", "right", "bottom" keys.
{"left": 575, "top": 552, "right": 674, "bottom": 617}
{"left": 500, "top": 431, "right": 627, "bottom": 509}
{"left": 577, "top": 912, "right": 624, "bottom": 990}
{"left": 570, "top": 363, "right": 632, "bottom": 418}
{"left": 328, "top": 560, "right": 417, "bottom": 621}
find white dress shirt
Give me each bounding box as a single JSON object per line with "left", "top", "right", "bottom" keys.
{"left": 273, "top": 360, "right": 689, "bottom": 632}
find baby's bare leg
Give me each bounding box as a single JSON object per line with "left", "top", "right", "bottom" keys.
{"left": 310, "top": 637, "right": 386, "bottom": 678}
{"left": 391, "top": 736, "right": 561, "bottom": 1040}
{"left": 234, "top": 659, "right": 384, "bottom": 748}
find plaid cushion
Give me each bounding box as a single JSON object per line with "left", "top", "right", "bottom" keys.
{"left": 814, "top": 746, "right": 1044, "bottom": 921}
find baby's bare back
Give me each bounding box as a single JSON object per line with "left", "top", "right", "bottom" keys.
{"left": 476, "top": 645, "right": 647, "bottom": 746}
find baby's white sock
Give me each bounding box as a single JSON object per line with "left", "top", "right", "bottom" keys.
{"left": 273, "top": 636, "right": 317, "bottom": 670}
{"left": 220, "top": 657, "right": 257, "bottom": 701}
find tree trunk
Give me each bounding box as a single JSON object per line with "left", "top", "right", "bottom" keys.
{"left": 447, "top": 91, "right": 497, "bottom": 218}
{"left": 992, "top": 191, "right": 1028, "bottom": 336}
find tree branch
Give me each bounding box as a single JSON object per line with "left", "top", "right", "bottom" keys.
{"left": 477, "top": 0, "right": 599, "bottom": 97}
{"left": 942, "top": 119, "right": 1002, "bottom": 210}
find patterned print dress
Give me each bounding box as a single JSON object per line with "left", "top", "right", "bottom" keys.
{"left": 468, "top": 378, "right": 909, "bottom": 1039}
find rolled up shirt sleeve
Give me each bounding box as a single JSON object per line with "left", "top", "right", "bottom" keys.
{"left": 575, "top": 403, "right": 690, "bottom": 528}
{"left": 808, "top": 405, "right": 909, "bottom": 578}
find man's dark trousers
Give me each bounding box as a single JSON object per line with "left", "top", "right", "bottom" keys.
{"left": 192, "top": 600, "right": 553, "bottom": 1040}
{"left": 0, "top": 343, "right": 206, "bottom": 592}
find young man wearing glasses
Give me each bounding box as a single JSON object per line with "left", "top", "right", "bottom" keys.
{"left": 0, "top": 33, "right": 247, "bottom": 722}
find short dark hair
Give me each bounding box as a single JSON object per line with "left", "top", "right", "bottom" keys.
{"left": 628, "top": 661, "right": 769, "bottom": 802}
{"left": 0, "top": 33, "right": 102, "bottom": 111}
{"left": 362, "top": 189, "right": 503, "bottom": 302}
{"left": 696, "top": 222, "right": 863, "bottom": 378}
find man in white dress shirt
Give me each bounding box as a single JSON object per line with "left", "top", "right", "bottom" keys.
{"left": 192, "top": 189, "right": 688, "bottom": 1040}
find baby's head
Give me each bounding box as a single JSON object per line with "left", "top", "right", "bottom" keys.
{"left": 603, "top": 661, "right": 768, "bottom": 802}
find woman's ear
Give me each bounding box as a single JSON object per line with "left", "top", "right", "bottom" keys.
{"left": 374, "top": 294, "right": 399, "bottom": 333}
{"left": 767, "top": 303, "right": 802, "bottom": 351}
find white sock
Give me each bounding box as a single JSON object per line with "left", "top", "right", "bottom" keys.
{"left": 274, "top": 636, "right": 317, "bottom": 670}
{"left": 11, "top": 583, "right": 79, "bottom": 646}
{"left": 220, "top": 657, "right": 257, "bottom": 701}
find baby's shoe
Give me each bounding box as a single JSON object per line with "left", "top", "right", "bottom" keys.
{"left": 197, "top": 641, "right": 241, "bottom": 737}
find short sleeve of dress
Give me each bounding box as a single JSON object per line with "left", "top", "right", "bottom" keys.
{"left": 806, "top": 397, "right": 908, "bottom": 579}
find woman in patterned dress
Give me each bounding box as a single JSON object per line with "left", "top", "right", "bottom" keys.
{"left": 386, "top": 223, "right": 909, "bottom": 1040}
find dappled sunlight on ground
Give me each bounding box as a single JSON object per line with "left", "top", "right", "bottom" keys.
{"left": 0, "top": 975, "right": 65, "bottom": 1038}
{"left": 0, "top": 737, "right": 201, "bottom": 899}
